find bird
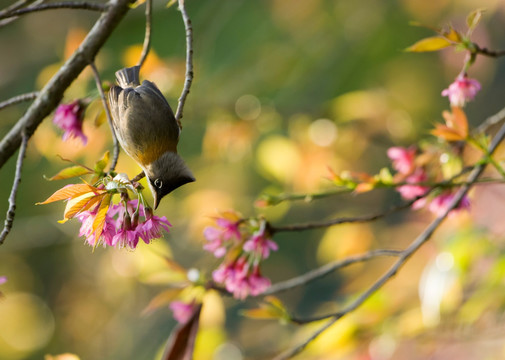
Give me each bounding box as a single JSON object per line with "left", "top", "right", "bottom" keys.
{"left": 108, "top": 65, "right": 194, "bottom": 209}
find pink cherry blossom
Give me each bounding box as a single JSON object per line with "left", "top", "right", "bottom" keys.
{"left": 387, "top": 146, "right": 416, "bottom": 175}
{"left": 53, "top": 100, "right": 87, "bottom": 145}
{"left": 428, "top": 192, "right": 470, "bottom": 217}
{"left": 441, "top": 75, "right": 481, "bottom": 107}
{"left": 169, "top": 301, "right": 196, "bottom": 324}
{"left": 139, "top": 214, "right": 171, "bottom": 243}
{"left": 112, "top": 228, "right": 141, "bottom": 249}
{"left": 203, "top": 216, "right": 241, "bottom": 257}
{"left": 243, "top": 227, "right": 278, "bottom": 259}
{"left": 397, "top": 168, "right": 429, "bottom": 200}
{"left": 0, "top": 276, "right": 7, "bottom": 285}
{"left": 76, "top": 210, "right": 116, "bottom": 247}
{"left": 213, "top": 257, "right": 271, "bottom": 299}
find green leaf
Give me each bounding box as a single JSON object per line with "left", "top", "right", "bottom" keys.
{"left": 405, "top": 36, "right": 453, "bottom": 52}
{"left": 467, "top": 9, "right": 485, "bottom": 34}
{"left": 94, "top": 151, "right": 110, "bottom": 174}
{"left": 45, "top": 165, "right": 92, "bottom": 181}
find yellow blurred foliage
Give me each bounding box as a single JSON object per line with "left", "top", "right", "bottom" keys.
{"left": 317, "top": 224, "right": 374, "bottom": 264}
{"left": 256, "top": 135, "right": 302, "bottom": 184}
{"left": 200, "top": 291, "right": 226, "bottom": 328}
{"left": 304, "top": 317, "right": 358, "bottom": 357}
{"left": 193, "top": 327, "right": 227, "bottom": 360}
{"left": 0, "top": 293, "right": 54, "bottom": 358}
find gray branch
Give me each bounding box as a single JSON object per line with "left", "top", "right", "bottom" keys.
{"left": 0, "top": 0, "right": 132, "bottom": 170}
{"left": 0, "top": 133, "right": 28, "bottom": 245}
{"left": 0, "top": 91, "right": 38, "bottom": 111}
{"left": 174, "top": 0, "right": 194, "bottom": 125}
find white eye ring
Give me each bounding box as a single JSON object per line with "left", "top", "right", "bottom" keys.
{"left": 154, "top": 179, "right": 163, "bottom": 188}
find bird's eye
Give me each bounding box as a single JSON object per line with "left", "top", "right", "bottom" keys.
{"left": 154, "top": 179, "right": 163, "bottom": 188}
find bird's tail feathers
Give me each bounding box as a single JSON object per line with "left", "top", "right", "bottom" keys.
{"left": 115, "top": 65, "right": 141, "bottom": 88}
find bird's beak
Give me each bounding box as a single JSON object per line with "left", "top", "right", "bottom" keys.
{"left": 153, "top": 191, "right": 160, "bottom": 210}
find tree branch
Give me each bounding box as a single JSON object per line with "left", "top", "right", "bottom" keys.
{"left": 263, "top": 249, "right": 402, "bottom": 296}
{"left": 0, "top": 91, "right": 38, "bottom": 111}
{"left": 89, "top": 62, "right": 119, "bottom": 171}
{"left": 0, "top": 1, "right": 107, "bottom": 20}
{"left": 274, "top": 113, "right": 505, "bottom": 360}
{"left": 270, "top": 200, "right": 415, "bottom": 233}
{"left": 0, "top": 0, "right": 132, "bottom": 170}
{"left": 174, "top": 0, "right": 193, "bottom": 125}
{"left": 474, "top": 44, "right": 505, "bottom": 58}
{"left": 0, "top": 133, "right": 28, "bottom": 245}
{"left": 137, "top": 0, "right": 152, "bottom": 68}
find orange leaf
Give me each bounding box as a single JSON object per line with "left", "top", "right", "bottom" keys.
{"left": 355, "top": 182, "right": 375, "bottom": 193}
{"left": 431, "top": 125, "right": 466, "bottom": 141}
{"left": 61, "top": 193, "right": 105, "bottom": 222}
{"left": 37, "top": 184, "right": 99, "bottom": 205}
{"left": 91, "top": 194, "right": 111, "bottom": 245}
{"left": 405, "top": 36, "right": 453, "bottom": 52}
{"left": 449, "top": 106, "right": 469, "bottom": 138}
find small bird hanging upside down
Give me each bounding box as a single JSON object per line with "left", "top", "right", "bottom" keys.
{"left": 108, "top": 65, "right": 195, "bottom": 209}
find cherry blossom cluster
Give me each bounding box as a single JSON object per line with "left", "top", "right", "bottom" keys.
{"left": 203, "top": 212, "right": 278, "bottom": 299}
{"left": 387, "top": 146, "right": 470, "bottom": 217}
{"left": 77, "top": 199, "right": 171, "bottom": 249}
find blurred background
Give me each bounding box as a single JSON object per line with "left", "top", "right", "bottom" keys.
{"left": 2, "top": 0, "right": 505, "bottom": 359}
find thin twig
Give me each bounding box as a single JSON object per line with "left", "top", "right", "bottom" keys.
{"left": 0, "top": 1, "right": 106, "bottom": 20}
{"left": 0, "top": 133, "right": 28, "bottom": 245}
{"left": 264, "top": 249, "right": 402, "bottom": 296}
{"left": 475, "top": 105, "right": 505, "bottom": 134}
{"left": 0, "top": 0, "right": 36, "bottom": 17}
{"left": 174, "top": 0, "right": 194, "bottom": 125}
{"left": 0, "top": 91, "right": 38, "bottom": 111}
{"left": 0, "top": 0, "right": 132, "bottom": 169}
{"left": 137, "top": 0, "right": 152, "bottom": 68}
{"left": 474, "top": 44, "right": 505, "bottom": 58}
{"left": 89, "top": 62, "right": 119, "bottom": 171}
{"left": 275, "top": 117, "right": 505, "bottom": 359}
{"left": 0, "top": 0, "right": 45, "bottom": 27}
{"left": 271, "top": 200, "right": 415, "bottom": 233}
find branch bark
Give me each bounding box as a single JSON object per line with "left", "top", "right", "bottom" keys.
{"left": 0, "top": 0, "right": 132, "bottom": 170}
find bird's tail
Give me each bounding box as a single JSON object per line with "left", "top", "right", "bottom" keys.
{"left": 115, "top": 65, "right": 141, "bottom": 88}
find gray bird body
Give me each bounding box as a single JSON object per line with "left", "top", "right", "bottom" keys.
{"left": 108, "top": 66, "right": 194, "bottom": 208}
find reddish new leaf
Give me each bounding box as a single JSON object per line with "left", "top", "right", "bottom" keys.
{"left": 162, "top": 304, "right": 202, "bottom": 360}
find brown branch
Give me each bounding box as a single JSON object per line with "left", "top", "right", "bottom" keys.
{"left": 137, "top": 0, "right": 152, "bottom": 68}
{"left": 0, "top": 0, "right": 132, "bottom": 170}
{"left": 274, "top": 115, "right": 505, "bottom": 360}
{"left": 270, "top": 199, "right": 415, "bottom": 233}
{"left": 0, "top": 133, "right": 28, "bottom": 245}
{"left": 0, "top": 91, "right": 38, "bottom": 111}
{"left": 174, "top": 0, "right": 194, "bottom": 124}
{"left": 474, "top": 44, "right": 505, "bottom": 58}
{"left": 0, "top": 1, "right": 107, "bottom": 20}
{"left": 263, "top": 249, "right": 402, "bottom": 296}
{"left": 89, "top": 62, "right": 119, "bottom": 171}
